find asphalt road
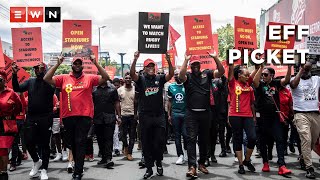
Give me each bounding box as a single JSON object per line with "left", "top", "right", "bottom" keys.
{"left": 8, "top": 141, "right": 320, "bottom": 180}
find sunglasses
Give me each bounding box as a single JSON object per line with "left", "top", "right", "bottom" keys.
{"left": 262, "top": 73, "right": 269, "bottom": 77}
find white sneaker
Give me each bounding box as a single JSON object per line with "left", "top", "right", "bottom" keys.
{"left": 62, "top": 150, "right": 68, "bottom": 161}
{"left": 29, "top": 159, "right": 42, "bottom": 177}
{"left": 52, "top": 153, "right": 62, "bottom": 162}
{"left": 176, "top": 155, "right": 185, "bottom": 165}
{"left": 234, "top": 158, "right": 239, "bottom": 162}
{"left": 67, "top": 161, "right": 74, "bottom": 173}
{"left": 40, "top": 169, "right": 48, "bottom": 180}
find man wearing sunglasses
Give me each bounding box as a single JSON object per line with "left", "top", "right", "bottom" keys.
{"left": 11, "top": 62, "right": 55, "bottom": 180}
{"left": 290, "top": 61, "right": 320, "bottom": 179}
{"left": 253, "top": 64, "right": 292, "bottom": 176}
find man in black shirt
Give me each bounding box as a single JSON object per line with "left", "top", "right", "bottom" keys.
{"left": 179, "top": 52, "right": 225, "bottom": 178}
{"left": 130, "top": 51, "right": 174, "bottom": 179}
{"left": 12, "top": 62, "right": 55, "bottom": 180}
{"left": 253, "top": 65, "right": 292, "bottom": 175}
{"left": 92, "top": 80, "right": 121, "bottom": 168}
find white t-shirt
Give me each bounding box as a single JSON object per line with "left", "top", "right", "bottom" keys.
{"left": 290, "top": 76, "right": 320, "bottom": 111}
{"left": 118, "top": 85, "right": 135, "bottom": 116}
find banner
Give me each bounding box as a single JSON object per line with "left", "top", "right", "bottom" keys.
{"left": 264, "top": 22, "right": 295, "bottom": 61}
{"left": 0, "top": 38, "right": 4, "bottom": 67}
{"left": 138, "top": 12, "right": 169, "bottom": 54}
{"left": 62, "top": 20, "right": 92, "bottom": 60}
{"left": 184, "top": 14, "right": 214, "bottom": 55}
{"left": 212, "top": 33, "right": 219, "bottom": 56}
{"left": 105, "top": 66, "right": 116, "bottom": 80}
{"left": 0, "top": 54, "right": 30, "bottom": 89}
{"left": 11, "top": 27, "right": 43, "bottom": 67}
{"left": 82, "top": 46, "right": 98, "bottom": 74}
{"left": 161, "top": 50, "right": 175, "bottom": 68}
{"left": 267, "top": 64, "right": 294, "bottom": 77}
{"left": 234, "top": 16, "right": 257, "bottom": 54}
{"left": 169, "top": 24, "right": 181, "bottom": 56}
{"left": 306, "top": 35, "right": 320, "bottom": 55}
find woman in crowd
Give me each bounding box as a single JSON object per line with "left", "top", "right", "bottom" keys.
{"left": 0, "top": 70, "right": 22, "bottom": 179}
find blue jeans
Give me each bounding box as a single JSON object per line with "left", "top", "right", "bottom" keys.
{"left": 172, "top": 113, "right": 187, "bottom": 157}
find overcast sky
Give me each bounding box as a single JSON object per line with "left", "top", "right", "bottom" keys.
{"left": 0, "top": 0, "right": 278, "bottom": 65}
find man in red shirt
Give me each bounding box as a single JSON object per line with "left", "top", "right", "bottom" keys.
{"left": 43, "top": 55, "right": 109, "bottom": 180}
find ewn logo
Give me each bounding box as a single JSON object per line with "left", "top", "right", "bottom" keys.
{"left": 10, "top": 7, "right": 61, "bottom": 23}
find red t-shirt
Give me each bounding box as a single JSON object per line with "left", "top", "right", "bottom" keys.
{"left": 279, "top": 87, "right": 293, "bottom": 119}
{"left": 228, "top": 78, "right": 254, "bottom": 117}
{"left": 54, "top": 73, "right": 100, "bottom": 119}
{"left": 0, "top": 88, "right": 22, "bottom": 117}
{"left": 16, "top": 93, "right": 27, "bottom": 120}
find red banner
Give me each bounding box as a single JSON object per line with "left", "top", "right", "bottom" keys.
{"left": 82, "top": 46, "right": 98, "bottom": 74}
{"left": 0, "top": 38, "right": 4, "bottom": 68}
{"left": 212, "top": 33, "right": 219, "bottom": 56}
{"left": 267, "top": 64, "right": 294, "bottom": 77}
{"left": 11, "top": 27, "right": 43, "bottom": 67}
{"left": 0, "top": 54, "right": 30, "bottom": 89}
{"left": 62, "top": 20, "right": 92, "bottom": 59}
{"left": 105, "top": 66, "right": 116, "bottom": 80}
{"left": 234, "top": 16, "right": 257, "bottom": 53}
{"left": 184, "top": 15, "right": 214, "bottom": 55}
{"left": 161, "top": 50, "right": 175, "bottom": 68}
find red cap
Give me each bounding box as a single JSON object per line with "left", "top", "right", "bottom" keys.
{"left": 72, "top": 57, "right": 83, "bottom": 64}
{"left": 143, "top": 59, "right": 155, "bottom": 67}
{"left": 189, "top": 55, "right": 201, "bottom": 65}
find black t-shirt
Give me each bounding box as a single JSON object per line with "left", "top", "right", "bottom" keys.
{"left": 211, "top": 75, "right": 228, "bottom": 114}
{"left": 255, "top": 79, "right": 282, "bottom": 115}
{"left": 184, "top": 70, "right": 214, "bottom": 110}
{"left": 135, "top": 74, "right": 167, "bottom": 115}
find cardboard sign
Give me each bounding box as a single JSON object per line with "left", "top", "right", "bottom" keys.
{"left": 306, "top": 35, "right": 320, "bottom": 55}
{"left": 138, "top": 12, "right": 169, "bottom": 54}
{"left": 212, "top": 34, "right": 219, "bottom": 56}
{"left": 0, "top": 54, "right": 30, "bottom": 89}
{"left": 105, "top": 66, "right": 116, "bottom": 80}
{"left": 0, "top": 38, "right": 4, "bottom": 68}
{"left": 234, "top": 16, "right": 257, "bottom": 54}
{"left": 11, "top": 27, "right": 43, "bottom": 67}
{"left": 267, "top": 64, "right": 294, "bottom": 77}
{"left": 184, "top": 14, "right": 214, "bottom": 55}
{"left": 161, "top": 50, "right": 175, "bottom": 68}
{"left": 62, "top": 20, "right": 92, "bottom": 60}
{"left": 264, "top": 22, "right": 295, "bottom": 61}
{"left": 82, "top": 46, "right": 98, "bottom": 74}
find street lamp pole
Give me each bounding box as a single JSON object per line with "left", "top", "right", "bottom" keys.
{"left": 98, "top": 26, "right": 106, "bottom": 60}
{"left": 118, "top": 53, "right": 126, "bottom": 77}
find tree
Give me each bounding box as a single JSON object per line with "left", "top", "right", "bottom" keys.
{"left": 55, "top": 64, "right": 71, "bottom": 75}
{"left": 216, "top": 23, "right": 234, "bottom": 60}
{"left": 24, "top": 67, "right": 35, "bottom": 77}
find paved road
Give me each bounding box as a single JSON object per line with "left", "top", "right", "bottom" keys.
{"left": 8, "top": 141, "right": 320, "bottom": 180}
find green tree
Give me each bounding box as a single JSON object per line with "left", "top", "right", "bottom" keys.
{"left": 55, "top": 64, "right": 71, "bottom": 75}
{"left": 216, "top": 23, "right": 234, "bottom": 60}
{"left": 23, "top": 67, "right": 35, "bottom": 77}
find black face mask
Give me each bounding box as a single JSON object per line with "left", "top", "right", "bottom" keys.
{"left": 36, "top": 72, "right": 45, "bottom": 79}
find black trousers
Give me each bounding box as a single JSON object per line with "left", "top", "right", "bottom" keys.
{"left": 258, "top": 113, "right": 286, "bottom": 166}
{"left": 24, "top": 114, "right": 53, "bottom": 170}
{"left": 229, "top": 116, "right": 256, "bottom": 151}
{"left": 95, "top": 122, "right": 115, "bottom": 160}
{"left": 10, "top": 121, "right": 24, "bottom": 166}
{"left": 62, "top": 116, "right": 91, "bottom": 175}
{"left": 140, "top": 114, "right": 166, "bottom": 169}
{"left": 185, "top": 109, "right": 210, "bottom": 168}
{"left": 121, "top": 116, "right": 137, "bottom": 154}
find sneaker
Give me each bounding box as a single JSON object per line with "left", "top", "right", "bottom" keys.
{"left": 262, "top": 162, "right": 270, "bottom": 172}
{"left": 9, "top": 164, "right": 16, "bottom": 171}
{"left": 22, "top": 153, "right": 28, "bottom": 160}
{"left": 143, "top": 168, "right": 153, "bottom": 179}
{"left": 127, "top": 154, "right": 133, "bottom": 161}
{"left": 243, "top": 160, "right": 255, "bottom": 172}
{"left": 306, "top": 167, "right": 316, "bottom": 179}
{"left": 52, "top": 153, "right": 62, "bottom": 162}
{"left": 29, "top": 159, "right": 42, "bottom": 177}
{"left": 67, "top": 162, "right": 74, "bottom": 173}
{"left": 234, "top": 157, "right": 239, "bottom": 162}
{"left": 62, "top": 151, "right": 68, "bottom": 161}
{"left": 238, "top": 165, "right": 245, "bottom": 174}
{"left": 278, "top": 165, "right": 292, "bottom": 175}
{"left": 114, "top": 149, "right": 120, "bottom": 156}
{"left": 176, "top": 155, "right": 184, "bottom": 165}
{"left": 84, "top": 155, "right": 89, "bottom": 161}
{"left": 186, "top": 166, "right": 197, "bottom": 178}
{"left": 219, "top": 151, "right": 227, "bottom": 157}
{"left": 88, "top": 154, "right": 94, "bottom": 162}
{"left": 40, "top": 169, "right": 48, "bottom": 180}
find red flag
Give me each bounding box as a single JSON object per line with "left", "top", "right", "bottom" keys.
{"left": 169, "top": 24, "right": 181, "bottom": 56}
